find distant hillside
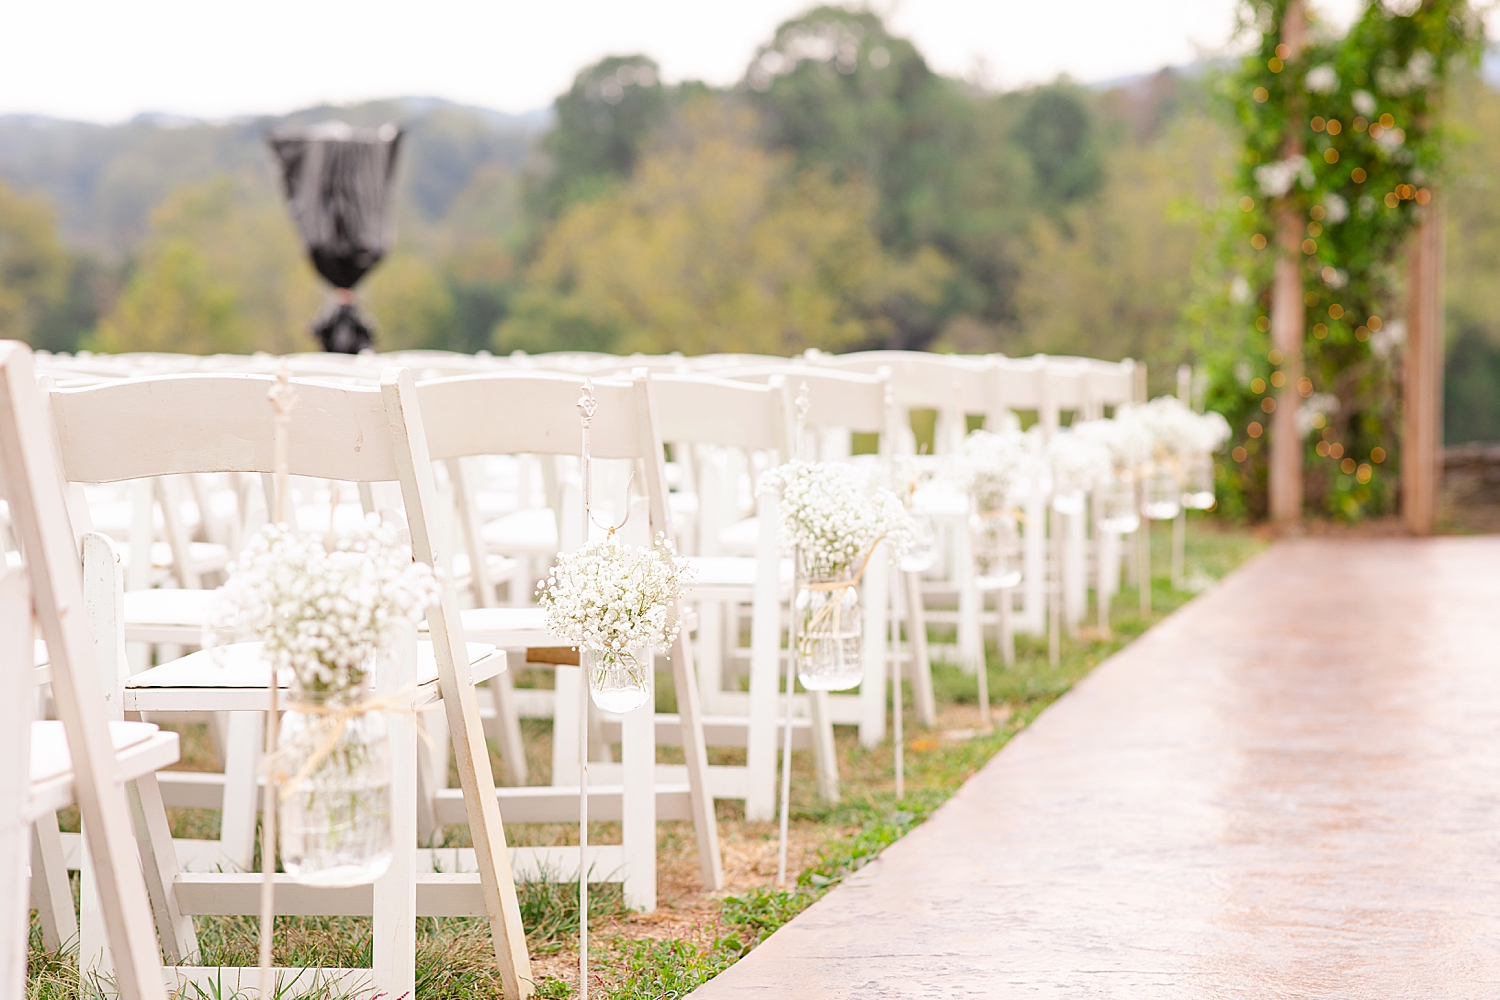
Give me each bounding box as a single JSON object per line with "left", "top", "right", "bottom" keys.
{"left": 0, "top": 97, "right": 551, "bottom": 256}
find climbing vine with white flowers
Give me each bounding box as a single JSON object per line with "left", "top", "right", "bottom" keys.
{"left": 1196, "top": 0, "right": 1481, "bottom": 520}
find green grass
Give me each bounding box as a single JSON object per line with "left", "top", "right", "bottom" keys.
{"left": 28, "top": 519, "right": 1263, "bottom": 999}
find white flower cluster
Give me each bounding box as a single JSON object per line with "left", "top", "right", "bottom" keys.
{"left": 1118, "top": 396, "right": 1231, "bottom": 464}
{"left": 759, "top": 460, "right": 914, "bottom": 578}
{"left": 210, "top": 519, "right": 441, "bottom": 695}
{"left": 1073, "top": 415, "right": 1154, "bottom": 475}
{"left": 1298, "top": 393, "right": 1341, "bottom": 437}
{"left": 1042, "top": 426, "right": 1114, "bottom": 495}
{"left": 537, "top": 533, "right": 689, "bottom": 655}
{"left": 942, "top": 428, "right": 1034, "bottom": 513}
{"left": 1254, "top": 155, "right": 1314, "bottom": 199}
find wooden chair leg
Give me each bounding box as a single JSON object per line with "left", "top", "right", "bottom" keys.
{"left": 217, "top": 710, "right": 262, "bottom": 871}
{"left": 669, "top": 629, "right": 724, "bottom": 891}
{"left": 373, "top": 624, "right": 417, "bottom": 998}
{"left": 858, "top": 550, "right": 888, "bottom": 749}
{"left": 126, "top": 773, "right": 197, "bottom": 964}
{"left": 620, "top": 669, "right": 656, "bottom": 910}
{"left": 552, "top": 666, "right": 581, "bottom": 785}
{"left": 30, "top": 812, "right": 76, "bottom": 953}
{"left": 904, "top": 570, "right": 936, "bottom": 727}
{"left": 486, "top": 672, "right": 528, "bottom": 786}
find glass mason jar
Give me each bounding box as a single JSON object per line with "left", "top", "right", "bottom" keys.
{"left": 899, "top": 510, "right": 938, "bottom": 575}
{"left": 586, "top": 644, "right": 652, "bottom": 713}
{"left": 794, "top": 568, "right": 864, "bottom": 692}
{"left": 969, "top": 510, "right": 1022, "bottom": 592}
{"left": 1181, "top": 453, "right": 1215, "bottom": 510}
{"left": 1096, "top": 482, "right": 1141, "bottom": 536}
{"left": 1141, "top": 468, "right": 1182, "bottom": 521}
{"left": 277, "top": 683, "right": 393, "bottom": 887}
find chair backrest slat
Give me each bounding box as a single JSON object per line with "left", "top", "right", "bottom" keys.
{"left": 648, "top": 374, "right": 793, "bottom": 457}
{"left": 50, "top": 373, "right": 400, "bottom": 484}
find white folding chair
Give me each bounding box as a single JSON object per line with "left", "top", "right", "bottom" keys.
{"left": 47, "top": 367, "right": 533, "bottom": 999}
{"left": 0, "top": 341, "right": 174, "bottom": 1000}
{"left": 416, "top": 369, "right": 724, "bottom": 907}
{"left": 647, "top": 372, "right": 812, "bottom": 819}
{"left": 722, "top": 366, "right": 899, "bottom": 752}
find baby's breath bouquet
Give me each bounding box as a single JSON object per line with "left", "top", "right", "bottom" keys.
{"left": 538, "top": 532, "right": 689, "bottom": 712}
{"left": 758, "top": 460, "right": 913, "bottom": 691}
{"left": 944, "top": 428, "right": 1034, "bottom": 514}
{"left": 210, "top": 518, "right": 440, "bottom": 698}
{"left": 208, "top": 515, "right": 440, "bottom": 886}
{"left": 758, "top": 460, "right": 914, "bottom": 579}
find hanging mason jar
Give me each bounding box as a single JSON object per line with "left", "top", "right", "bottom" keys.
{"left": 1181, "top": 454, "right": 1215, "bottom": 510}
{"left": 1141, "top": 467, "right": 1182, "bottom": 521}
{"left": 586, "top": 644, "right": 652, "bottom": 713}
{"left": 899, "top": 510, "right": 939, "bottom": 575}
{"left": 969, "top": 510, "right": 1022, "bottom": 592}
{"left": 277, "top": 678, "right": 393, "bottom": 887}
{"left": 794, "top": 565, "right": 864, "bottom": 692}
{"left": 1096, "top": 480, "right": 1141, "bottom": 536}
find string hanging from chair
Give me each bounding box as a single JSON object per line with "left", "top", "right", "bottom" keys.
{"left": 259, "top": 365, "right": 296, "bottom": 993}
{"left": 576, "top": 377, "right": 597, "bottom": 1000}
{"left": 776, "top": 381, "right": 812, "bottom": 887}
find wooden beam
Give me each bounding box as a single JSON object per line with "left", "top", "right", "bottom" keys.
{"left": 1269, "top": 0, "right": 1308, "bottom": 527}
{"left": 1403, "top": 197, "right": 1445, "bottom": 534}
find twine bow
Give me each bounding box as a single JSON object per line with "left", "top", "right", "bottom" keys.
{"left": 798, "top": 536, "right": 884, "bottom": 651}
{"left": 260, "top": 683, "right": 431, "bottom": 800}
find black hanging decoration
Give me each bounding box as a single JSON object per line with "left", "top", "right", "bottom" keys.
{"left": 268, "top": 122, "right": 403, "bottom": 353}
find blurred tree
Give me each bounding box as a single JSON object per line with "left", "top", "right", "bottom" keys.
{"left": 362, "top": 251, "right": 456, "bottom": 350}
{"left": 497, "top": 99, "right": 949, "bottom": 356}
{"left": 1442, "top": 73, "right": 1500, "bottom": 442}
{"left": 438, "top": 163, "right": 524, "bottom": 352}
{"left": 1007, "top": 114, "right": 1231, "bottom": 364}
{"left": 88, "top": 176, "right": 318, "bottom": 353}
{"left": 0, "top": 179, "right": 70, "bottom": 346}
{"left": 744, "top": 6, "right": 1034, "bottom": 345}
{"left": 89, "top": 239, "right": 247, "bottom": 354}
{"left": 1012, "top": 84, "right": 1104, "bottom": 209}
{"left": 536, "top": 55, "right": 670, "bottom": 216}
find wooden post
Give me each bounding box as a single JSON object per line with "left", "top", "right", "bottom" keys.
{"left": 1269, "top": 0, "right": 1307, "bottom": 528}
{"left": 1403, "top": 196, "right": 1444, "bottom": 534}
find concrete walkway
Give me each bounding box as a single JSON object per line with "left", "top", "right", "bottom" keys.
{"left": 691, "top": 538, "right": 1500, "bottom": 998}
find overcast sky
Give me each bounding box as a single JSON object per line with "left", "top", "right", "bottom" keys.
{"left": 6, "top": 0, "right": 1372, "bottom": 124}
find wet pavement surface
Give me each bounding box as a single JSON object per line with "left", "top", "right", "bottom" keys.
{"left": 689, "top": 537, "right": 1500, "bottom": 998}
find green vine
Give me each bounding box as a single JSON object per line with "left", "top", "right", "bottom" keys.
{"left": 1199, "top": 0, "right": 1482, "bottom": 520}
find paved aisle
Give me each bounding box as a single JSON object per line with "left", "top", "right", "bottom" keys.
{"left": 690, "top": 538, "right": 1500, "bottom": 998}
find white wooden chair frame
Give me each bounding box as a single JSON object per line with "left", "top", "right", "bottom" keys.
{"left": 415, "top": 369, "right": 724, "bottom": 906}
{"left": 0, "top": 341, "right": 175, "bottom": 1000}
{"left": 46, "top": 367, "right": 534, "bottom": 999}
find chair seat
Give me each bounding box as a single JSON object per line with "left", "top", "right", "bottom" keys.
{"left": 480, "top": 507, "right": 558, "bottom": 555}
{"left": 681, "top": 556, "right": 793, "bottom": 600}
{"left": 450, "top": 552, "right": 522, "bottom": 586}
{"left": 716, "top": 517, "right": 759, "bottom": 557}
{"left": 450, "top": 604, "right": 698, "bottom": 649}
{"left": 122, "top": 587, "right": 220, "bottom": 643}
{"left": 28, "top": 720, "right": 181, "bottom": 818}
{"left": 115, "top": 540, "right": 231, "bottom": 574}
{"left": 450, "top": 606, "right": 555, "bottom": 648}
{"left": 122, "top": 640, "right": 505, "bottom": 713}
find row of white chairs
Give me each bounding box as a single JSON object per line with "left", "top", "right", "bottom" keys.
{"left": 10, "top": 343, "right": 1145, "bottom": 999}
